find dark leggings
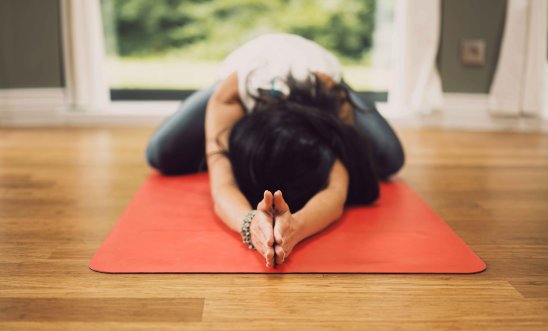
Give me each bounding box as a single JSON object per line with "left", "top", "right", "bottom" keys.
{"left": 145, "top": 82, "right": 404, "bottom": 179}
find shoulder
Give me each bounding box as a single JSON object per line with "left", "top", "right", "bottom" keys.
{"left": 212, "top": 72, "right": 240, "bottom": 104}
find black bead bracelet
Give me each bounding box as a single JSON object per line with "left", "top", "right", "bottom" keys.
{"left": 240, "top": 210, "right": 257, "bottom": 249}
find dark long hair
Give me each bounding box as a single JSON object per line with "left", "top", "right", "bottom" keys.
{"left": 217, "top": 74, "right": 379, "bottom": 212}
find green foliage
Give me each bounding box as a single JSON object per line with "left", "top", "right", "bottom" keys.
{"left": 102, "top": 0, "right": 376, "bottom": 63}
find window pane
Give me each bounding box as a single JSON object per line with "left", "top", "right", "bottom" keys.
{"left": 101, "top": 0, "right": 393, "bottom": 92}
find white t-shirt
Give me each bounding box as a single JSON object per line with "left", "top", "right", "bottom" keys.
{"left": 218, "top": 33, "right": 342, "bottom": 113}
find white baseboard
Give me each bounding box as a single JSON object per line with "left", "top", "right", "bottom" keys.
{"left": 389, "top": 93, "right": 548, "bottom": 132}
{"left": 0, "top": 109, "right": 170, "bottom": 127}
{"left": 441, "top": 93, "right": 489, "bottom": 112}
{"left": 0, "top": 88, "right": 66, "bottom": 113}
{"left": 0, "top": 88, "right": 179, "bottom": 126}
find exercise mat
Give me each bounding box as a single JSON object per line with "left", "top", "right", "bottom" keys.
{"left": 89, "top": 172, "right": 486, "bottom": 273}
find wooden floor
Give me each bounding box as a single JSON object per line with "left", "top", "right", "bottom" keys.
{"left": 0, "top": 127, "right": 547, "bottom": 330}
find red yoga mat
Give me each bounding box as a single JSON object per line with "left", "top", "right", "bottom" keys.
{"left": 89, "top": 172, "right": 486, "bottom": 273}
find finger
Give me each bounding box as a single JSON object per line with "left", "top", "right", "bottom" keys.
{"left": 252, "top": 231, "right": 273, "bottom": 266}
{"left": 251, "top": 225, "right": 275, "bottom": 264}
{"left": 273, "top": 217, "right": 286, "bottom": 245}
{"left": 265, "top": 245, "right": 275, "bottom": 267}
{"left": 275, "top": 244, "right": 286, "bottom": 265}
{"left": 257, "top": 190, "right": 274, "bottom": 214}
{"left": 264, "top": 190, "right": 273, "bottom": 209}
{"left": 260, "top": 219, "right": 275, "bottom": 246}
{"left": 273, "top": 190, "right": 290, "bottom": 215}
{"left": 264, "top": 227, "right": 275, "bottom": 247}
{"left": 274, "top": 222, "right": 283, "bottom": 245}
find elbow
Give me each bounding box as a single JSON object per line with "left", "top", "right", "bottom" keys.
{"left": 210, "top": 189, "right": 223, "bottom": 218}
{"left": 331, "top": 191, "right": 346, "bottom": 221}
{"left": 335, "top": 204, "right": 345, "bottom": 221}
{"left": 210, "top": 184, "right": 233, "bottom": 219}
{"left": 212, "top": 194, "right": 226, "bottom": 219}
{"left": 212, "top": 203, "right": 223, "bottom": 220}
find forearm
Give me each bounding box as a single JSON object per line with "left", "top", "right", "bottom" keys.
{"left": 293, "top": 184, "right": 346, "bottom": 242}
{"left": 204, "top": 75, "right": 250, "bottom": 233}
{"left": 293, "top": 159, "right": 349, "bottom": 242}
{"left": 211, "top": 183, "right": 253, "bottom": 233}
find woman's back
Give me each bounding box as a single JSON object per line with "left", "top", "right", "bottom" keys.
{"left": 218, "top": 33, "right": 342, "bottom": 112}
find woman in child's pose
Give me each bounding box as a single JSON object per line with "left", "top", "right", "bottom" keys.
{"left": 146, "top": 33, "right": 404, "bottom": 268}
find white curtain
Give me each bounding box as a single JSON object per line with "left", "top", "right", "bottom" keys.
{"left": 544, "top": 64, "right": 548, "bottom": 119}
{"left": 388, "top": 0, "right": 443, "bottom": 117}
{"left": 61, "top": 0, "right": 109, "bottom": 112}
{"left": 488, "top": 0, "right": 547, "bottom": 117}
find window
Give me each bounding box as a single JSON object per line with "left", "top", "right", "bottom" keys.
{"left": 101, "top": 0, "right": 393, "bottom": 101}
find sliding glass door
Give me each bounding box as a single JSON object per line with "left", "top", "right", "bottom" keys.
{"left": 101, "top": 0, "right": 394, "bottom": 100}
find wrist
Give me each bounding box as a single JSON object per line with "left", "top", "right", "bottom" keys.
{"left": 292, "top": 211, "right": 309, "bottom": 243}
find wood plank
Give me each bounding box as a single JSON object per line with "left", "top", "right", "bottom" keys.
{"left": 0, "top": 298, "right": 204, "bottom": 322}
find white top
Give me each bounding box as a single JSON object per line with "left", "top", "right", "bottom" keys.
{"left": 219, "top": 33, "right": 342, "bottom": 112}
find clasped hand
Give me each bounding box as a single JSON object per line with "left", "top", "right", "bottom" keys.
{"left": 249, "top": 190, "right": 301, "bottom": 268}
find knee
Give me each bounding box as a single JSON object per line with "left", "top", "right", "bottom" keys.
{"left": 145, "top": 142, "right": 180, "bottom": 176}
{"left": 379, "top": 142, "right": 405, "bottom": 179}
{"left": 388, "top": 148, "right": 405, "bottom": 176}
{"left": 145, "top": 141, "right": 162, "bottom": 171}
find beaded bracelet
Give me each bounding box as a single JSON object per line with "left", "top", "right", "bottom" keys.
{"left": 240, "top": 210, "right": 257, "bottom": 249}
